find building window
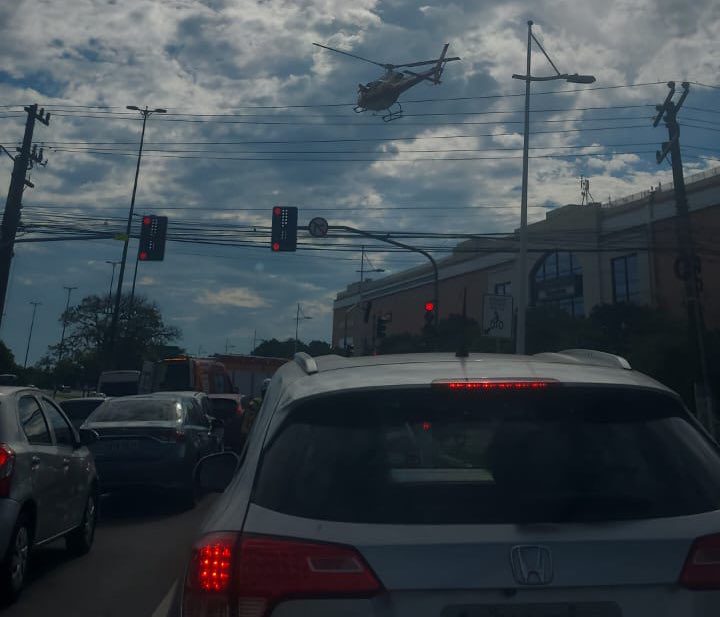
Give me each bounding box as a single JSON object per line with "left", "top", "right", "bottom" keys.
{"left": 612, "top": 254, "right": 640, "bottom": 304}
{"left": 531, "top": 251, "right": 584, "bottom": 317}
{"left": 494, "top": 281, "right": 512, "bottom": 296}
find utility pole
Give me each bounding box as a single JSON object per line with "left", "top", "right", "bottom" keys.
{"left": 654, "top": 81, "right": 714, "bottom": 433}
{"left": 57, "top": 286, "right": 78, "bottom": 363}
{"left": 0, "top": 105, "right": 50, "bottom": 329}
{"left": 24, "top": 301, "right": 41, "bottom": 368}
{"left": 295, "top": 303, "right": 312, "bottom": 353}
{"left": 105, "top": 260, "right": 121, "bottom": 312}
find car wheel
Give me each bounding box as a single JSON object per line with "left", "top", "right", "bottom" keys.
{"left": 66, "top": 491, "right": 97, "bottom": 556}
{"left": 0, "top": 514, "right": 31, "bottom": 603}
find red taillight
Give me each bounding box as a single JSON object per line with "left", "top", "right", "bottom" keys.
{"left": 183, "top": 533, "right": 383, "bottom": 617}
{"left": 433, "top": 379, "right": 551, "bottom": 390}
{"left": 680, "top": 534, "right": 720, "bottom": 589}
{"left": 0, "top": 444, "right": 15, "bottom": 498}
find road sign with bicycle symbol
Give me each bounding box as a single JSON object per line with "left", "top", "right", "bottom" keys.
{"left": 483, "top": 294, "right": 513, "bottom": 339}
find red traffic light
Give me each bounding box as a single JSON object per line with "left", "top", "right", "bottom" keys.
{"left": 424, "top": 302, "right": 435, "bottom": 312}
{"left": 142, "top": 216, "right": 152, "bottom": 226}
{"left": 272, "top": 242, "right": 280, "bottom": 252}
{"left": 273, "top": 207, "right": 282, "bottom": 216}
{"left": 139, "top": 251, "right": 148, "bottom": 261}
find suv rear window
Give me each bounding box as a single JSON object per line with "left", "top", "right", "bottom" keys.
{"left": 253, "top": 386, "right": 720, "bottom": 524}
{"left": 86, "top": 398, "right": 182, "bottom": 423}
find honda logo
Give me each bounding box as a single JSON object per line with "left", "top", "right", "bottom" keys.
{"left": 510, "top": 545, "right": 553, "bottom": 585}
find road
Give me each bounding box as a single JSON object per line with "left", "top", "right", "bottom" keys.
{"left": 2, "top": 492, "right": 217, "bottom": 617}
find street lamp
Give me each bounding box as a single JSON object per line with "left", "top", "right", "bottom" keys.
{"left": 105, "top": 260, "right": 121, "bottom": 310}
{"left": 106, "top": 105, "right": 167, "bottom": 362}
{"left": 511, "top": 20, "right": 595, "bottom": 355}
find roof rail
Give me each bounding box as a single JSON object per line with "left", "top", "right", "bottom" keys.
{"left": 293, "top": 352, "right": 318, "bottom": 375}
{"left": 535, "top": 348, "right": 632, "bottom": 370}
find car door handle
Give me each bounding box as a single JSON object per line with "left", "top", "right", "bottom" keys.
{"left": 31, "top": 456, "right": 40, "bottom": 469}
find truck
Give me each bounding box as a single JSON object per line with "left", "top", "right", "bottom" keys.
{"left": 97, "top": 370, "right": 141, "bottom": 396}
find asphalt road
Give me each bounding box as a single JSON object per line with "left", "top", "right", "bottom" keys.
{"left": 2, "top": 491, "right": 217, "bottom": 617}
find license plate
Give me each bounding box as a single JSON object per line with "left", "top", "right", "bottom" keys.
{"left": 106, "top": 440, "right": 140, "bottom": 452}
{"left": 442, "top": 603, "right": 621, "bottom": 617}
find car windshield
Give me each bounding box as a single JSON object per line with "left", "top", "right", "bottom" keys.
{"left": 254, "top": 386, "right": 720, "bottom": 524}
{"left": 85, "top": 398, "right": 182, "bottom": 423}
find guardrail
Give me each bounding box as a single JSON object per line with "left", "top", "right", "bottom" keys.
{"left": 602, "top": 165, "right": 720, "bottom": 209}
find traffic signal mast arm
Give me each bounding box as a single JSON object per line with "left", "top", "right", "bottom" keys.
{"left": 330, "top": 224, "right": 439, "bottom": 326}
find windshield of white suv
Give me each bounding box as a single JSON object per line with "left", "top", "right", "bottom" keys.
{"left": 253, "top": 386, "right": 720, "bottom": 524}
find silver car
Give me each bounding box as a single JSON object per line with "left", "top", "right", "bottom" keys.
{"left": 179, "top": 351, "right": 720, "bottom": 617}
{"left": 0, "top": 387, "right": 98, "bottom": 602}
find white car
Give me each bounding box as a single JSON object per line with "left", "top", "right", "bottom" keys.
{"left": 0, "top": 387, "right": 99, "bottom": 602}
{"left": 176, "top": 350, "right": 720, "bottom": 617}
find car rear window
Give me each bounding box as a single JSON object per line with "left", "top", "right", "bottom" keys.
{"left": 59, "top": 399, "right": 104, "bottom": 425}
{"left": 86, "top": 398, "right": 181, "bottom": 423}
{"left": 253, "top": 386, "right": 720, "bottom": 524}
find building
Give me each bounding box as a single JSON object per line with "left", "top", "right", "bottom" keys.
{"left": 332, "top": 167, "right": 720, "bottom": 354}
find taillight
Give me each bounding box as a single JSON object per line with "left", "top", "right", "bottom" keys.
{"left": 0, "top": 444, "right": 15, "bottom": 498}
{"left": 183, "top": 533, "right": 383, "bottom": 617}
{"left": 432, "top": 379, "right": 552, "bottom": 390}
{"left": 679, "top": 534, "right": 720, "bottom": 589}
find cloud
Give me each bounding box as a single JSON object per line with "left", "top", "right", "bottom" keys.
{"left": 197, "top": 288, "right": 270, "bottom": 309}
{"left": 1, "top": 0, "right": 719, "bottom": 364}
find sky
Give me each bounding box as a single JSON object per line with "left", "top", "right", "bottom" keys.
{"left": 0, "top": 0, "right": 719, "bottom": 365}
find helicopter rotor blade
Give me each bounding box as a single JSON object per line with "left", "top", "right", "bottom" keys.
{"left": 393, "top": 56, "right": 461, "bottom": 69}
{"left": 312, "top": 42, "right": 392, "bottom": 69}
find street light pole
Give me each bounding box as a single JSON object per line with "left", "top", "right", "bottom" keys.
{"left": 24, "top": 301, "right": 41, "bottom": 368}
{"left": 105, "top": 260, "right": 120, "bottom": 310}
{"left": 512, "top": 21, "right": 595, "bottom": 354}
{"left": 107, "top": 105, "right": 166, "bottom": 362}
{"left": 57, "top": 285, "right": 77, "bottom": 363}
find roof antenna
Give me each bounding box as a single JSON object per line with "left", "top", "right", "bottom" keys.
{"left": 456, "top": 287, "right": 469, "bottom": 358}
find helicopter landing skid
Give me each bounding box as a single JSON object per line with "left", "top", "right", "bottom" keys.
{"left": 381, "top": 103, "right": 403, "bottom": 122}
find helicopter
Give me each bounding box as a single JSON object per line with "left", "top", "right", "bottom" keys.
{"left": 313, "top": 42, "right": 460, "bottom": 121}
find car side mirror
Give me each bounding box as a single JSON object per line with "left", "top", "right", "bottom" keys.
{"left": 78, "top": 428, "right": 99, "bottom": 447}
{"left": 195, "top": 452, "right": 241, "bottom": 494}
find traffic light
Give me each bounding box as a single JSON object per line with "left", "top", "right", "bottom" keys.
{"left": 424, "top": 301, "right": 436, "bottom": 326}
{"left": 271, "top": 206, "right": 298, "bottom": 252}
{"left": 138, "top": 215, "right": 168, "bottom": 261}
{"left": 376, "top": 316, "right": 388, "bottom": 339}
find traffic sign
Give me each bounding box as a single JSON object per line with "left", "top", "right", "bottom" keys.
{"left": 483, "top": 294, "right": 513, "bottom": 339}
{"left": 308, "top": 217, "right": 329, "bottom": 238}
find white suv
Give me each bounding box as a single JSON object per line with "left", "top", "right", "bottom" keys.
{"left": 178, "top": 350, "right": 720, "bottom": 617}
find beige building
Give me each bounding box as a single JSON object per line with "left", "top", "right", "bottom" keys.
{"left": 332, "top": 167, "right": 720, "bottom": 354}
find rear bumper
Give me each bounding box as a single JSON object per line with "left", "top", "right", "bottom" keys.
{"left": 0, "top": 498, "right": 22, "bottom": 556}
{"left": 94, "top": 457, "right": 193, "bottom": 492}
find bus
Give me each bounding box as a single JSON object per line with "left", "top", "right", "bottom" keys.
{"left": 97, "top": 370, "right": 141, "bottom": 396}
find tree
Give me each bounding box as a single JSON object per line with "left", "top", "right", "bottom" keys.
{"left": 39, "top": 293, "right": 181, "bottom": 384}
{"left": 251, "top": 338, "right": 335, "bottom": 359}
{"left": 0, "top": 341, "right": 18, "bottom": 374}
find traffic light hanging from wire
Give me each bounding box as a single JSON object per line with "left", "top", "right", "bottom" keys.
{"left": 138, "top": 215, "right": 168, "bottom": 261}
{"left": 271, "top": 206, "right": 298, "bottom": 252}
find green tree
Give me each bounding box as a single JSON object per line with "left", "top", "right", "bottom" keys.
{"left": 0, "top": 341, "right": 19, "bottom": 374}
{"left": 38, "top": 293, "right": 181, "bottom": 384}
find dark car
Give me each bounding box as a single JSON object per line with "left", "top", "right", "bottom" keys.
{"left": 82, "top": 393, "right": 221, "bottom": 505}
{"left": 58, "top": 397, "right": 106, "bottom": 429}
{"left": 208, "top": 393, "right": 244, "bottom": 453}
